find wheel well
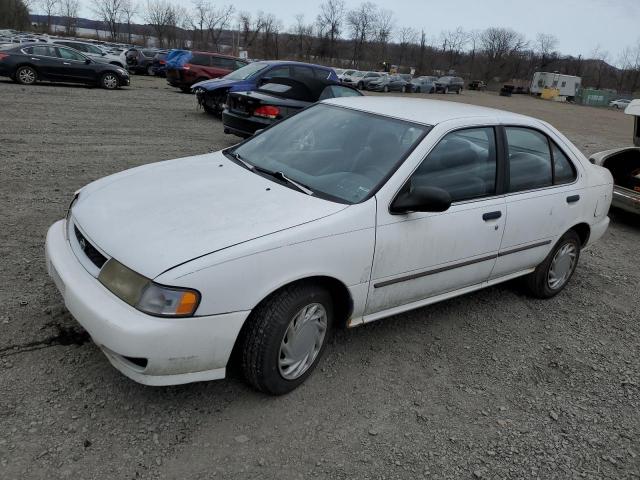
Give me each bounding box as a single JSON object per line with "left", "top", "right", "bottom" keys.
{"left": 569, "top": 223, "right": 590, "bottom": 248}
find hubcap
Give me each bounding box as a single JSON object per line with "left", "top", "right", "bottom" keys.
{"left": 278, "top": 303, "right": 327, "bottom": 380}
{"left": 19, "top": 68, "right": 35, "bottom": 84}
{"left": 104, "top": 74, "right": 117, "bottom": 88}
{"left": 547, "top": 242, "right": 577, "bottom": 290}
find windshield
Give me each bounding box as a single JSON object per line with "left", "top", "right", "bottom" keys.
{"left": 352, "top": 71, "right": 364, "bottom": 77}
{"left": 230, "top": 104, "right": 430, "bottom": 203}
{"left": 224, "top": 61, "right": 268, "bottom": 80}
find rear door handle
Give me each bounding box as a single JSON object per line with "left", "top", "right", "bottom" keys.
{"left": 566, "top": 195, "right": 580, "bottom": 204}
{"left": 63, "top": 62, "right": 71, "bottom": 65}
{"left": 30, "top": 57, "right": 40, "bottom": 60}
{"left": 482, "top": 211, "right": 502, "bottom": 221}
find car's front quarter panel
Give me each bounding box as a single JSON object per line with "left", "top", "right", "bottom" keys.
{"left": 155, "top": 200, "right": 377, "bottom": 322}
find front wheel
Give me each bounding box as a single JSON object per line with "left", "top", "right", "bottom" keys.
{"left": 523, "top": 230, "right": 581, "bottom": 298}
{"left": 415, "top": 87, "right": 421, "bottom": 93}
{"left": 240, "top": 283, "right": 333, "bottom": 395}
{"left": 401, "top": 85, "right": 407, "bottom": 93}
{"left": 443, "top": 86, "right": 449, "bottom": 94}
{"left": 358, "top": 82, "right": 364, "bottom": 89}
{"left": 100, "top": 72, "right": 119, "bottom": 89}
{"left": 383, "top": 85, "right": 389, "bottom": 92}
{"left": 15, "top": 65, "right": 37, "bottom": 85}
{"left": 146, "top": 65, "right": 154, "bottom": 76}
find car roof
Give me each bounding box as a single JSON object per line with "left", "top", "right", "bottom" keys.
{"left": 322, "top": 97, "right": 532, "bottom": 125}
{"left": 259, "top": 60, "right": 333, "bottom": 70}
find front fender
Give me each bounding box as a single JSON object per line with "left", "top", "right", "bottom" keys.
{"left": 154, "top": 201, "right": 377, "bottom": 319}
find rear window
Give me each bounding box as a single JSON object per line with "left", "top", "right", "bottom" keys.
{"left": 313, "top": 68, "right": 331, "bottom": 80}
{"left": 142, "top": 50, "right": 156, "bottom": 57}
{"left": 211, "top": 56, "right": 236, "bottom": 69}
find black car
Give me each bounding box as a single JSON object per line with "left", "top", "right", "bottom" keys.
{"left": 434, "top": 76, "right": 464, "bottom": 94}
{"left": 367, "top": 74, "right": 410, "bottom": 92}
{"left": 152, "top": 51, "right": 168, "bottom": 76}
{"left": 222, "top": 77, "right": 362, "bottom": 137}
{"left": 0, "top": 43, "right": 129, "bottom": 89}
{"left": 126, "top": 48, "right": 163, "bottom": 75}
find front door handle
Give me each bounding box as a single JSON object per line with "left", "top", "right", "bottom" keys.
{"left": 63, "top": 62, "right": 71, "bottom": 65}
{"left": 482, "top": 211, "right": 502, "bottom": 221}
{"left": 566, "top": 195, "right": 580, "bottom": 204}
{"left": 30, "top": 57, "right": 40, "bottom": 60}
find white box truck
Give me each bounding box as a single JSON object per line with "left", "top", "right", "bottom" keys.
{"left": 530, "top": 72, "right": 582, "bottom": 98}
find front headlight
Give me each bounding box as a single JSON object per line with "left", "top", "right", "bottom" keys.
{"left": 117, "top": 68, "right": 127, "bottom": 75}
{"left": 98, "top": 259, "right": 200, "bottom": 317}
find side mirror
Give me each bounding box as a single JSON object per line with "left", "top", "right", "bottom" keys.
{"left": 85, "top": 58, "right": 91, "bottom": 64}
{"left": 390, "top": 186, "right": 452, "bottom": 214}
{"left": 258, "top": 77, "right": 271, "bottom": 86}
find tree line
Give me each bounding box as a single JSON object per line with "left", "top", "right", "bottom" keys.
{"left": 2, "top": 0, "right": 639, "bottom": 93}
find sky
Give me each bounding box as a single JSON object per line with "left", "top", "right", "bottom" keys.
{"left": 70, "top": 0, "right": 639, "bottom": 61}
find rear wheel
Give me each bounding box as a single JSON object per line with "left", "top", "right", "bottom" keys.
{"left": 240, "top": 283, "right": 333, "bottom": 395}
{"left": 524, "top": 230, "right": 581, "bottom": 298}
{"left": 415, "top": 87, "right": 421, "bottom": 93}
{"left": 401, "top": 85, "right": 407, "bottom": 93}
{"left": 358, "top": 82, "right": 364, "bottom": 89}
{"left": 457, "top": 87, "right": 462, "bottom": 94}
{"left": 383, "top": 85, "right": 389, "bottom": 92}
{"left": 443, "top": 86, "right": 449, "bottom": 94}
{"left": 146, "top": 65, "right": 154, "bottom": 76}
{"left": 15, "top": 66, "right": 37, "bottom": 85}
{"left": 100, "top": 72, "right": 119, "bottom": 89}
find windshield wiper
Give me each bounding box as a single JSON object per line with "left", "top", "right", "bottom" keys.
{"left": 230, "top": 151, "right": 255, "bottom": 171}
{"left": 270, "top": 171, "right": 314, "bottom": 195}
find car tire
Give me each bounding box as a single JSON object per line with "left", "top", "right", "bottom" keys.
{"left": 100, "top": 72, "right": 120, "bottom": 89}
{"left": 415, "top": 87, "right": 421, "bottom": 93}
{"left": 240, "top": 282, "right": 334, "bottom": 395}
{"left": 15, "top": 65, "right": 37, "bottom": 85}
{"left": 146, "top": 65, "right": 154, "bottom": 76}
{"left": 430, "top": 87, "right": 435, "bottom": 94}
{"left": 358, "top": 82, "right": 364, "bottom": 89}
{"left": 383, "top": 85, "right": 389, "bottom": 92}
{"left": 444, "top": 86, "right": 449, "bottom": 94}
{"left": 402, "top": 85, "right": 407, "bottom": 93}
{"left": 457, "top": 87, "right": 461, "bottom": 94}
{"left": 523, "top": 230, "right": 581, "bottom": 299}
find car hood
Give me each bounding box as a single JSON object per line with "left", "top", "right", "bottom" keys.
{"left": 192, "top": 77, "right": 242, "bottom": 91}
{"left": 72, "top": 152, "right": 347, "bottom": 278}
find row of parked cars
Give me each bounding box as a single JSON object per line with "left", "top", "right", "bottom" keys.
{"left": 335, "top": 69, "right": 465, "bottom": 94}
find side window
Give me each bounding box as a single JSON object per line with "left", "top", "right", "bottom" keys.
{"left": 411, "top": 127, "right": 497, "bottom": 203}
{"left": 266, "top": 66, "right": 290, "bottom": 78}
{"left": 69, "top": 43, "right": 87, "bottom": 52}
{"left": 505, "top": 127, "right": 552, "bottom": 192}
{"left": 57, "top": 47, "right": 85, "bottom": 61}
{"left": 32, "top": 45, "right": 57, "bottom": 57}
{"left": 551, "top": 143, "right": 577, "bottom": 184}
{"left": 313, "top": 68, "right": 330, "bottom": 79}
{"left": 211, "top": 57, "right": 235, "bottom": 69}
{"left": 234, "top": 60, "right": 247, "bottom": 69}
{"left": 319, "top": 85, "right": 361, "bottom": 100}
{"left": 190, "top": 54, "right": 211, "bottom": 66}
{"left": 292, "top": 66, "right": 314, "bottom": 79}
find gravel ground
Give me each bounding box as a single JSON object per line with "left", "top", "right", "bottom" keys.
{"left": 0, "top": 75, "right": 638, "bottom": 480}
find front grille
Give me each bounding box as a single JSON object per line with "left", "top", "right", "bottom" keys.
{"left": 74, "top": 225, "right": 107, "bottom": 269}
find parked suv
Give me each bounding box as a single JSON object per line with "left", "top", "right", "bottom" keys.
{"left": 166, "top": 51, "right": 248, "bottom": 92}
{"left": 126, "top": 48, "right": 163, "bottom": 75}
{"left": 51, "top": 39, "right": 126, "bottom": 67}
{"left": 435, "top": 76, "right": 464, "bottom": 94}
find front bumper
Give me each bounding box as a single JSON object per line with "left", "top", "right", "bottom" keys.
{"left": 45, "top": 220, "right": 249, "bottom": 386}
{"left": 612, "top": 186, "right": 640, "bottom": 214}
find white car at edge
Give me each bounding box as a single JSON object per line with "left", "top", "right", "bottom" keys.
{"left": 45, "top": 97, "right": 613, "bottom": 395}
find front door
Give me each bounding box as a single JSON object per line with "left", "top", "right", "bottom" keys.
{"left": 365, "top": 126, "right": 506, "bottom": 316}
{"left": 55, "top": 46, "right": 95, "bottom": 82}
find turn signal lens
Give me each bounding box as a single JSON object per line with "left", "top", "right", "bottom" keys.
{"left": 176, "top": 291, "right": 198, "bottom": 315}
{"left": 254, "top": 105, "right": 280, "bottom": 119}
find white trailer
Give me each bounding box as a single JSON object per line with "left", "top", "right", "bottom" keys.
{"left": 530, "top": 72, "right": 582, "bottom": 98}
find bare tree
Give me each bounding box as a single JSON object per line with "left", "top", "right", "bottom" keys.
{"left": 144, "top": 0, "right": 174, "bottom": 47}
{"left": 346, "top": 2, "right": 377, "bottom": 67}
{"left": 38, "top": 0, "right": 59, "bottom": 32}
{"left": 292, "top": 14, "right": 314, "bottom": 61}
{"left": 480, "top": 27, "right": 528, "bottom": 80}
{"left": 441, "top": 27, "right": 468, "bottom": 70}
{"left": 535, "top": 33, "right": 558, "bottom": 69}
{"left": 0, "top": 0, "right": 31, "bottom": 29}
{"left": 397, "top": 27, "right": 417, "bottom": 67}
{"left": 93, "top": 0, "right": 123, "bottom": 41}
{"left": 121, "top": 0, "right": 138, "bottom": 43}
{"left": 58, "top": 0, "right": 79, "bottom": 35}
{"left": 316, "top": 0, "right": 344, "bottom": 61}
{"left": 206, "top": 4, "right": 234, "bottom": 52}
{"left": 374, "top": 8, "right": 393, "bottom": 62}
{"left": 591, "top": 45, "right": 610, "bottom": 89}
{"left": 238, "top": 11, "right": 264, "bottom": 50}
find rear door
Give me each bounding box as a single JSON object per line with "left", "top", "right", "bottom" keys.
{"left": 21, "top": 45, "right": 63, "bottom": 80}
{"left": 491, "top": 126, "right": 581, "bottom": 278}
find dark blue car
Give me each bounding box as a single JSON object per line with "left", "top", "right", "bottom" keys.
{"left": 192, "top": 60, "right": 337, "bottom": 115}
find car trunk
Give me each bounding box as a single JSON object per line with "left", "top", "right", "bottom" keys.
{"left": 603, "top": 148, "right": 640, "bottom": 193}
{"left": 227, "top": 92, "right": 304, "bottom": 120}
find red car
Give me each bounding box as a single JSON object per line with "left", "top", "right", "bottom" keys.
{"left": 166, "top": 51, "right": 248, "bottom": 92}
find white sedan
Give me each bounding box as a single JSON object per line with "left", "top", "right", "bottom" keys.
{"left": 609, "top": 99, "right": 632, "bottom": 109}
{"left": 45, "top": 97, "right": 613, "bottom": 394}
